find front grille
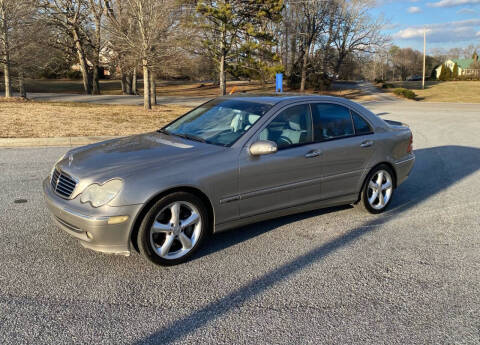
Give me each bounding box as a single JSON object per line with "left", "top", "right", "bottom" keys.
{"left": 51, "top": 168, "right": 77, "bottom": 198}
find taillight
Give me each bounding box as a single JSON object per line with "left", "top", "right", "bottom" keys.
{"left": 407, "top": 134, "right": 413, "bottom": 153}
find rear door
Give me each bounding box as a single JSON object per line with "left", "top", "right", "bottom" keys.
{"left": 311, "top": 103, "right": 376, "bottom": 199}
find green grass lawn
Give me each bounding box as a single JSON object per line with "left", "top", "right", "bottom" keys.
{"left": 386, "top": 81, "right": 480, "bottom": 103}
{"left": 24, "top": 79, "right": 124, "bottom": 94}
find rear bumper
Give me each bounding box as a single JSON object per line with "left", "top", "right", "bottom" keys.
{"left": 43, "top": 178, "right": 143, "bottom": 256}
{"left": 394, "top": 154, "right": 415, "bottom": 186}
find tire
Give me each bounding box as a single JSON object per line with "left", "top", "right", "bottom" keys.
{"left": 357, "top": 164, "right": 395, "bottom": 214}
{"left": 137, "top": 192, "right": 209, "bottom": 266}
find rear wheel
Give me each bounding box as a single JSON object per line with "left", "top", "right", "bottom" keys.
{"left": 138, "top": 192, "right": 209, "bottom": 266}
{"left": 357, "top": 165, "right": 395, "bottom": 214}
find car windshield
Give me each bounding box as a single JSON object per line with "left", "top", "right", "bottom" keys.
{"left": 162, "top": 99, "right": 273, "bottom": 146}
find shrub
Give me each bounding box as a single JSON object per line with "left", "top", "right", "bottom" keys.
{"left": 38, "top": 70, "right": 60, "bottom": 79}
{"left": 439, "top": 64, "right": 449, "bottom": 81}
{"left": 381, "top": 83, "right": 395, "bottom": 89}
{"left": 393, "top": 88, "right": 417, "bottom": 99}
{"left": 452, "top": 63, "right": 459, "bottom": 79}
{"left": 66, "top": 70, "right": 82, "bottom": 80}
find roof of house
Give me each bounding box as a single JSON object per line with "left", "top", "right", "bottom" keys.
{"left": 452, "top": 59, "right": 474, "bottom": 69}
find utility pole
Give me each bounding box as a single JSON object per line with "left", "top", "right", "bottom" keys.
{"left": 422, "top": 28, "right": 426, "bottom": 90}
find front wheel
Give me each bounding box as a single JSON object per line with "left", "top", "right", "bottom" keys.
{"left": 357, "top": 165, "right": 395, "bottom": 214}
{"left": 137, "top": 192, "right": 209, "bottom": 266}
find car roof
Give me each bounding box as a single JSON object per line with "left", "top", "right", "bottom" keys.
{"left": 216, "top": 94, "right": 349, "bottom": 106}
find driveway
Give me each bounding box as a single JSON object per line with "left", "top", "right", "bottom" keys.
{"left": 1, "top": 101, "right": 479, "bottom": 344}
{"left": 333, "top": 81, "right": 398, "bottom": 102}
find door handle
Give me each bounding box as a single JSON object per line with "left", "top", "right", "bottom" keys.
{"left": 360, "top": 140, "right": 374, "bottom": 148}
{"left": 305, "top": 150, "right": 322, "bottom": 158}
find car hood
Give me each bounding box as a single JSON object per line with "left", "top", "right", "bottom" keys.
{"left": 57, "top": 132, "right": 226, "bottom": 181}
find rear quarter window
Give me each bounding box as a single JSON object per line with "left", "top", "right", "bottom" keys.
{"left": 351, "top": 112, "right": 373, "bottom": 135}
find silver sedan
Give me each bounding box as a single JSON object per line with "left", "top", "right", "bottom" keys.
{"left": 43, "top": 95, "right": 415, "bottom": 265}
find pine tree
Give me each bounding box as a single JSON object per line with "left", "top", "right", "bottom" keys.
{"left": 452, "top": 63, "right": 459, "bottom": 79}
{"left": 439, "top": 64, "right": 447, "bottom": 81}
{"left": 196, "top": 0, "right": 283, "bottom": 95}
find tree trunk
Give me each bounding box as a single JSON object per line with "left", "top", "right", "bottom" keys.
{"left": 92, "top": 65, "right": 100, "bottom": 95}
{"left": 219, "top": 26, "right": 227, "bottom": 96}
{"left": 149, "top": 71, "right": 156, "bottom": 105}
{"left": 283, "top": 24, "right": 289, "bottom": 71}
{"left": 3, "top": 61, "right": 11, "bottom": 98}
{"left": 289, "top": 33, "right": 297, "bottom": 77}
{"left": 143, "top": 62, "right": 151, "bottom": 110}
{"left": 300, "top": 42, "right": 310, "bottom": 92}
{"left": 219, "top": 53, "right": 226, "bottom": 96}
{"left": 121, "top": 71, "right": 127, "bottom": 94}
{"left": 72, "top": 28, "right": 92, "bottom": 94}
{"left": 91, "top": 5, "right": 102, "bottom": 95}
{"left": 18, "top": 70, "right": 26, "bottom": 98}
{"left": 132, "top": 67, "right": 137, "bottom": 94}
{"left": 125, "top": 73, "right": 132, "bottom": 95}
{"left": 1, "top": 5, "right": 11, "bottom": 98}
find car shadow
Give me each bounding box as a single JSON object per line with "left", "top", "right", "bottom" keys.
{"left": 195, "top": 145, "right": 479, "bottom": 261}
{"left": 194, "top": 205, "right": 353, "bottom": 260}
{"left": 134, "top": 145, "right": 480, "bottom": 345}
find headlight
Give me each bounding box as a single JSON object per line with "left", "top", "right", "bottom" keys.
{"left": 80, "top": 179, "right": 123, "bottom": 208}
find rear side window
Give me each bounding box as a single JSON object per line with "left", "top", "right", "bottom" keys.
{"left": 352, "top": 112, "right": 373, "bottom": 135}
{"left": 311, "top": 103, "right": 354, "bottom": 140}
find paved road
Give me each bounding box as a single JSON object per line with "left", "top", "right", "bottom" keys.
{"left": 333, "top": 81, "right": 398, "bottom": 102}
{"left": 26, "top": 81, "right": 392, "bottom": 106}
{"left": 27, "top": 92, "right": 212, "bottom": 107}
{"left": 1, "top": 101, "right": 479, "bottom": 344}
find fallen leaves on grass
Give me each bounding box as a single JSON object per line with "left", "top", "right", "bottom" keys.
{"left": 0, "top": 100, "right": 190, "bottom": 138}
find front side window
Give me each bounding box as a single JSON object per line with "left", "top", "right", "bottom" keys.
{"left": 164, "top": 99, "right": 272, "bottom": 146}
{"left": 259, "top": 104, "right": 313, "bottom": 149}
{"left": 311, "top": 103, "right": 354, "bottom": 140}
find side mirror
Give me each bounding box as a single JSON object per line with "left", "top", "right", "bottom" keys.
{"left": 249, "top": 140, "right": 277, "bottom": 156}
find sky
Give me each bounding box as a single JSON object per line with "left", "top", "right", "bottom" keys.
{"left": 372, "top": 0, "right": 480, "bottom": 54}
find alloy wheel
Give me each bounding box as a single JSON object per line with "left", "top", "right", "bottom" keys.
{"left": 149, "top": 201, "right": 202, "bottom": 260}
{"left": 367, "top": 169, "right": 393, "bottom": 210}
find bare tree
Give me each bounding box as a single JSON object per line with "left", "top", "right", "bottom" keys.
{"left": 295, "top": 0, "right": 330, "bottom": 91}
{"left": 0, "top": 0, "right": 38, "bottom": 97}
{"left": 105, "top": 0, "right": 182, "bottom": 109}
{"left": 88, "top": 0, "right": 104, "bottom": 94}
{"left": 40, "top": 0, "right": 93, "bottom": 94}
{"left": 331, "top": 0, "right": 387, "bottom": 76}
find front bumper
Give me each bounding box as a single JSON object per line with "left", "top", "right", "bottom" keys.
{"left": 43, "top": 178, "right": 143, "bottom": 256}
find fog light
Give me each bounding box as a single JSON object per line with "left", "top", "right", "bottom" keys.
{"left": 86, "top": 232, "right": 93, "bottom": 239}
{"left": 107, "top": 215, "right": 129, "bottom": 225}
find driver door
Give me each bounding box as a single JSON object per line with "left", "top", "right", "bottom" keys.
{"left": 237, "top": 103, "right": 324, "bottom": 218}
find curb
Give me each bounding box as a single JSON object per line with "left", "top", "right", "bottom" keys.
{"left": 0, "top": 136, "right": 118, "bottom": 148}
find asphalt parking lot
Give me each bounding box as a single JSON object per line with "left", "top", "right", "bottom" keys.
{"left": 1, "top": 101, "right": 479, "bottom": 344}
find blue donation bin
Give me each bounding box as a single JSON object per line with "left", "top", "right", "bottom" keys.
{"left": 276, "top": 73, "right": 283, "bottom": 93}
